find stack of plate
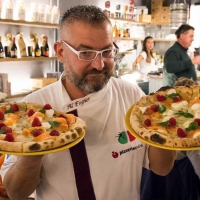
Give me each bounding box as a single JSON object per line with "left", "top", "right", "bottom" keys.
{"left": 170, "top": 3, "right": 189, "bottom": 29}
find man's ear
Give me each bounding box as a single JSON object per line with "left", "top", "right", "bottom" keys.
{"left": 54, "top": 42, "right": 64, "bottom": 63}
{"left": 180, "top": 33, "right": 186, "bottom": 40}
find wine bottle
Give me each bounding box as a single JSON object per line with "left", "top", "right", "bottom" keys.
{"left": 11, "top": 37, "right": 17, "bottom": 58}
{"left": 0, "top": 36, "right": 4, "bottom": 58}
{"left": 43, "top": 37, "right": 49, "bottom": 57}
{"left": 113, "top": 23, "right": 117, "bottom": 37}
{"left": 35, "top": 38, "right": 41, "bottom": 57}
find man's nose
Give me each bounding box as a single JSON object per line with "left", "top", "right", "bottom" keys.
{"left": 91, "top": 53, "right": 105, "bottom": 70}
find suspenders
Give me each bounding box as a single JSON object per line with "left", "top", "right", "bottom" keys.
{"left": 68, "top": 110, "right": 96, "bottom": 200}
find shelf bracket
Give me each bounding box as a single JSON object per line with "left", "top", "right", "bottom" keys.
{"left": 157, "top": 25, "right": 161, "bottom": 29}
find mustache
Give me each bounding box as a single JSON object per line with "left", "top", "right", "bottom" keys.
{"left": 85, "top": 68, "right": 107, "bottom": 75}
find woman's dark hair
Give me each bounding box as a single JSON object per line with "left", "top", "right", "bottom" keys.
{"left": 142, "top": 36, "right": 154, "bottom": 58}
{"left": 175, "top": 24, "right": 195, "bottom": 39}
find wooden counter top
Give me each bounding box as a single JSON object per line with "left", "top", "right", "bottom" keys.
{"left": 148, "top": 75, "right": 163, "bottom": 79}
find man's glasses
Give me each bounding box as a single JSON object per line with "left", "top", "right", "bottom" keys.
{"left": 61, "top": 41, "right": 118, "bottom": 61}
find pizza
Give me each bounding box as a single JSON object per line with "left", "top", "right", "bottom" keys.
{"left": 130, "top": 85, "right": 200, "bottom": 148}
{"left": 0, "top": 102, "right": 86, "bottom": 153}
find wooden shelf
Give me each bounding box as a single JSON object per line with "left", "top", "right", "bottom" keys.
{"left": 114, "top": 37, "right": 144, "bottom": 41}
{"left": 0, "top": 18, "right": 59, "bottom": 28}
{"left": 118, "top": 51, "right": 133, "bottom": 55}
{"left": 154, "top": 38, "right": 175, "bottom": 42}
{"left": 0, "top": 56, "right": 58, "bottom": 62}
{"left": 109, "top": 17, "right": 149, "bottom": 25}
{"left": 110, "top": 17, "right": 169, "bottom": 26}
{"left": 150, "top": 22, "right": 169, "bottom": 26}
{"left": 7, "top": 91, "right": 33, "bottom": 99}
{"left": 114, "top": 37, "right": 175, "bottom": 42}
{"left": 5, "top": 89, "right": 39, "bottom": 101}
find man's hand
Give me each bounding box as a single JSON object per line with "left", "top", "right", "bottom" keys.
{"left": 148, "top": 146, "right": 177, "bottom": 176}
{"left": 191, "top": 55, "right": 200, "bottom": 65}
{"left": 3, "top": 155, "right": 43, "bottom": 200}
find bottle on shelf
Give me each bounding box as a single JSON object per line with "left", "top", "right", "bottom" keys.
{"left": 2, "top": 0, "right": 13, "bottom": 20}
{"left": 16, "top": 0, "right": 25, "bottom": 21}
{"left": 10, "top": 37, "right": 17, "bottom": 58}
{"left": 0, "top": 36, "right": 5, "bottom": 58}
{"left": 113, "top": 22, "right": 117, "bottom": 37}
{"left": 43, "top": 37, "right": 49, "bottom": 57}
{"left": 129, "top": 0, "right": 134, "bottom": 5}
{"left": 35, "top": 38, "right": 41, "bottom": 57}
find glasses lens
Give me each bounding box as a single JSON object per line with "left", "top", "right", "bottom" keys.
{"left": 102, "top": 49, "right": 117, "bottom": 58}
{"left": 79, "top": 51, "right": 96, "bottom": 60}
{"left": 79, "top": 49, "right": 118, "bottom": 61}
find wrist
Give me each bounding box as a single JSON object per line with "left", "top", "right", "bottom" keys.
{"left": 16, "top": 156, "right": 43, "bottom": 170}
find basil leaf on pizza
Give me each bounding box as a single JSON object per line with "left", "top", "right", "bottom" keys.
{"left": 48, "top": 121, "right": 60, "bottom": 128}
{"left": 39, "top": 109, "right": 46, "bottom": 114}
{"left": 0, "top": 130, "right": 6, "bottom": 134}
{"left": 0, "top": 102, "right": 86, "bottom": 153}
{"left": 158, "top": 121, "right": 170, "bottom": 126}
{"left": 185, "top": 122, "right": 198, "bottom": 132}
{"left": 165, "top": 93, "right": 181, "bottom": 99}
{"left": 158, "top": 104, "right": 166, "bottom": 113}
{"left": 130, "top": 86, "right": 200, "bottom": 148}
{"left": 175, "top": 110, "right": 194, "bottom": 118}
{"left": 5, "top": 109, "right": 14, "bottom": 114}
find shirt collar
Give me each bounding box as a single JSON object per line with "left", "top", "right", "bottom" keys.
{"left": 175, "top": 42, "right": 188, "bottom": 52}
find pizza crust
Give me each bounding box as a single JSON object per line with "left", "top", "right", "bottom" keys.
{"left": 22, "top": 139, "right": 56, "bottom": 152}
{"left": 0, "top": 140, "right": 23, "bottom": 152}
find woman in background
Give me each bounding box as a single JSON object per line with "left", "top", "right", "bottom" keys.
{"left": 132, "top": 36, "right": 156, "bottom": 74}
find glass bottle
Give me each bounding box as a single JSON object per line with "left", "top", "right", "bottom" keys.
{"left": 43, "top": 37, "right": 49, "bottom": 57}
{"left": 0, "top": 36, "right": 4, "bottom": 58}
{"left": 16, "top": 0, "right": 25, "bottom": 20}
{"left": 5, "top": 0, "right": 13, "bottom": 20}
{"left": 35, "top": 38, "right": 41, "bottom": 57}
{"left": 113, "top": 23, "right": 117, "bottom": 37}
{"left": 11, "top": 37, "right": 17, "bottom": 58}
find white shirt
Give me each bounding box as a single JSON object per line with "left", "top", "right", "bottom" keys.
{"left": 139, "top": 51, "right": 156, "bottom": 74}
{"left": 1, "top": 75, "right": 149, "bottom": 200}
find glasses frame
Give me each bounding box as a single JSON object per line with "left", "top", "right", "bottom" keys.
{"left": 61, "top": 40, "right": 118, "bottom": 61}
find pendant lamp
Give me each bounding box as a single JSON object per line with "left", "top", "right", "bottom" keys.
{"left": 170, "top": 0, "right": 189, "bottom": 29}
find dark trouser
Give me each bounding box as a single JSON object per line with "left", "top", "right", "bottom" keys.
{"left": 140, "top": 157, "right": 200, "bottom": 200}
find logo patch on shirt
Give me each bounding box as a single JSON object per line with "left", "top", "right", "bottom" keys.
{"left": 112, "top": 130, "right": 142, "bottom": 159}
{"left": 117, "top": 130, "right": 136, "bottom": 144}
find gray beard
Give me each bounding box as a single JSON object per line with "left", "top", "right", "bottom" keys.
{"left": 64, "top": 65, "right": 113, "bottom": 93}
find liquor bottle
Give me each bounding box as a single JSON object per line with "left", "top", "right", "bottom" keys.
{"left": 11, "top": 37, "right": 17, "bottom": 58}
{"left": 43, "top": 37, "right": 49, "bottom": 57}
{"left": 113, "top": 23, "right": 117, "bottom": 37}
{"left": 0, "top": 36, "right": 4, "bottom": 58}
{"left": 35, "top": 38, "right": 41, "bottom": 57}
